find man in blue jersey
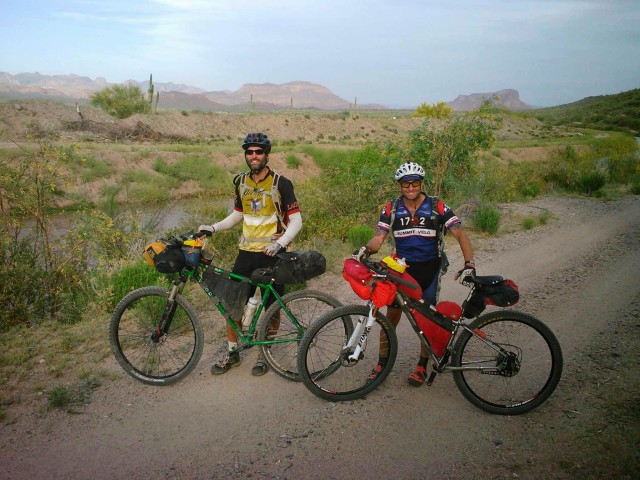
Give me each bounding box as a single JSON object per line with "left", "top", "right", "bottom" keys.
{"left": 353, "top": 162, "right": 476, "bottom": 387}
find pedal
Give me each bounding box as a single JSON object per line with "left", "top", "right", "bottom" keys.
{"left": 426, "top": 371, "right": 437, "bottom": 386}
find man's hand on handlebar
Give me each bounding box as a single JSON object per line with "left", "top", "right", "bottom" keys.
{"left": 352, "top": 246, "right": 370, "bottom": 262}
{"left": 197, "top": 224, "right": 215, "bottom": 238}
{"left": 264, "top": 241, "right": 284, "bottom": 257}
{"left": 455, "top": 261, "right": 476, "bottom": 286}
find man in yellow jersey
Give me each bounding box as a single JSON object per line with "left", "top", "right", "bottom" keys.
{"left": 198, "top": 133, "right": 302, "bottom": 376}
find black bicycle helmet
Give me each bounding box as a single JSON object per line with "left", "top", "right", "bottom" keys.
{"left": 242, "top": 132, "right": 272, "bottom": 154}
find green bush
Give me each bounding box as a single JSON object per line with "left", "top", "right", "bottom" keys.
{"left": 109, "top": 261, "right": 165, "bottom": 309}
{"left": 89, "top": 84, "right": 149, "bottom": 119}
{"left": 538, "top": 210, "right": 551, "bottom": 225}
{"left": 578, "top": 171, "right": 606, "bottom": 195}
{"left": 347, "top": 226, "right": 375, "bottom": 249}
{"left": 522, "top": 217, "right": 536, "bottom": 230}
{"left": 630, "top": 176, "right": 640, "bottom": 195}
{"left": 285, "top": 153, "right": 302, "bottom": 169}
{"left": 473, "top": 205, "right": 501, "bottom": 234}
{"left": 48, "top": 385, "right": 72, "bottom": 409}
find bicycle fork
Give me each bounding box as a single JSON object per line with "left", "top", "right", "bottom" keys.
{"left": 152, "top": 282, "right": 181, "bottom": 343}
{"left": 345, "top": 304, "right": 378, "bottom": 364}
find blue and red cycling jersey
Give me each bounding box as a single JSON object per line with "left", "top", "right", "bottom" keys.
{"left": 377, "top": 196, "right": 460, "bottom": 262}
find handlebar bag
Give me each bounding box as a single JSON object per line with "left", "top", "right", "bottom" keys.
{"left": 151, "top": 243, "right": 186, "bottom": 274}
{"left": 343, "top": 258, "right": 373, "bottom": 300}
{"left": 371, "top": 279, "right": 397, "bottom": 307}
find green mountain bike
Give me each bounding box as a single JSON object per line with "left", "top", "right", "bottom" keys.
{"left": 109, "top": 233, "right": 341, "bottom": 386}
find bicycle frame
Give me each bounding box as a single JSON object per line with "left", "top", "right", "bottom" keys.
{"left": 338, "top": 288, "right": 512, "bottom": 385}
{"left": 159, "top": 263, "right": 307, "bottom": 348}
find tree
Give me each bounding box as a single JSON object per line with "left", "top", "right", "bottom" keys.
{"left": 89, "top": 84, "right": 150, "bottom": 119}
{"left": 412, "top": 101, "right": 452, "bottom": 119}
{"left": 408, "top": 100, "right": 503, "bottom": 198}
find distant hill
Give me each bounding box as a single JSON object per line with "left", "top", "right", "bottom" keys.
{"left": 0, "top": 72, "right": 382, "bottom": 111}
{"left": 446, "top": 88, "right": 532, "bottom": 111}
{"left": 529, "top": 88, "right": 640, "bottom": 135}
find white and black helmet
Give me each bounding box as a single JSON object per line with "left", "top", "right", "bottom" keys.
{"left": 394, "top": 162, "right": 425, "bottom": 181}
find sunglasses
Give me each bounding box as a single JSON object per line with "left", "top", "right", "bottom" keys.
{"left": 400, "top": 180, "right": 422, "bottom": 188}
{"left": 245, "top": 149, "right": 265, "bottom": 156}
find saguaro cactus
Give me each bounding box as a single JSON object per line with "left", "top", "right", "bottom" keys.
{"left": 148, "top": 74, "right": 155, "bottom": 114}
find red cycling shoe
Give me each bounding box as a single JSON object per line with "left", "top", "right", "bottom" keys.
{"left": 408, "top": 365, "right": 427, "bottom": 387}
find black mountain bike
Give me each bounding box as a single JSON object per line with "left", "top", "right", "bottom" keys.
{"left": 109, "top": 233, "right": 341, "bottom": 386}
{"left": 297, "top": 257, "right": 563, "bottom": 415}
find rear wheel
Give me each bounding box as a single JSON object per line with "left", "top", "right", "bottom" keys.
{"left": 109, "top": 286, "right": 203, "bottom": 386}
{"left": 451, "top": 310, "right": 563, "bottom": 415}
{"left": 297, "top": 305, "right": 398, "bottom": 402}
{"left": 256, "top": 289, "right": 342, "bottom": 381}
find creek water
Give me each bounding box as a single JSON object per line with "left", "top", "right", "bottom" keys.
{"left": 21, "top": 198, "right": 232, "bottom": 241}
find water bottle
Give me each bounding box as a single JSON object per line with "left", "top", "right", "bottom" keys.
{"left": 242, "top": 294, "right": 260, "bottom": 331}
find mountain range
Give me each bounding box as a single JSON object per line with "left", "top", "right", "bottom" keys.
{"left": 0, "top": 72, "right": 533, "bottom": 111}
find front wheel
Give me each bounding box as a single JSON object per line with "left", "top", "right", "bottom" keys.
{"left": 109, "top": 286, "right": 204, "bottom": 386}
{"left": 451, "top": 310, "right": 563, "bottom": 415}
{"left": 256, "top": 289, "right": 342, "bottom": 381}
{"left": 297, "top": 305, "right": 398, "bottom": 402}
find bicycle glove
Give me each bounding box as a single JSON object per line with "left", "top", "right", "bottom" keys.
{"left": 455, "top": 263, "right": 476, "bottom": 285}
{"left": 352, "top": 246, "right": 370, "bottom": 262}
{"left": 264, "top": 242, "right": 284, "bottom": 257}
{"left": 198, "top": 224, "right": 215, "bottom": 237}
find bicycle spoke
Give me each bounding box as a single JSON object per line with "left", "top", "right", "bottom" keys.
{"left": 452, "top": 311, "right": 562, "bottom": 415}
{"left": 258, "top": 290, "right": 341, "bottom": 381}
{"left": 110, "top": 287, "right": 203, "bottom": 385}
{"left": 298, "top": 305, "right": 398, "bottom": 401}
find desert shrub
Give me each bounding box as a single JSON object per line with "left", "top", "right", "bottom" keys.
{"left": 577, "top": 171, "right": 606, "bottom": 195}
{"left": 406, "top": 100, "right": 503, "bottom": 198}
{"left": 48, "top": 386, "right": 72, "bottom": 409}
{"left": 74, "top": 155, "right": 113, "bottom": 182}
{"left": 347, "top": 226, "right": 375, "bottom": 249}
{"left": 285, "top": 153, "right": 302, "bottom": 169}
{"left": 607, "top": 152, "right": 640, "bottom": 184}
{"left": 520, "top": 182, "right": 541, "bottom": 198}
{"left": 522, "top": 217, "right": 536, "bottom": 230}
{"left": 89, "top": 84, "right": 149, "bottom": 119}
{"left": 543, "top": 145, "right": 581, "bottom": 189}
{"left": 297, "top": 145, "right": 397, "bottom": 242}
{"left": 538, "top": 210, "right": 551, "bottom": 225}
{"left": 473, "top": 205, "right": 501, "bottom": 234}
{"left": 153, "top": 156, "right": 228, "bottom": 192}
{"left": 109, "top": 260, "right": 165, "bottom": 309}
{"left": 413, "top": 102, "right": 452, "bottom": 119}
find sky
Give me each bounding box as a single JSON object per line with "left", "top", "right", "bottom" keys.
{"left": 1, "top": 0, "right": 639, "bottom": 108}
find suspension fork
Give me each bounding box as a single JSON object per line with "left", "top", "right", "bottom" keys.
{"left": 346, "top": 303, "right": 378, "bottom": 363}
{"left": 153, "top": 281, "right": 183, "bottom": 340}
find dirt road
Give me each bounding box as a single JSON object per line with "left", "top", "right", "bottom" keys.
{"left": 2, "top": 195, "right": 639, "bottom": 480}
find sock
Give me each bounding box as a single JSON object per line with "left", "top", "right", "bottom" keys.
{"left": 228, "top": 341, "right": 238, "bottom": 352}
{"left": 418, "top": 355, "right": 428, "bottom": 368}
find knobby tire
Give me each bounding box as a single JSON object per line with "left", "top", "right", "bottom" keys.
{"left": 109, "top": 286, "right": 204, "bottom": 386}
{"left": 451, "top": 310, "right": 563, "bottom": 415}
{"left": 256, "top": 289, "right": 342, "bottom": 381}
{"left": 297, "top": 305, "right": 398, "bottom": 402}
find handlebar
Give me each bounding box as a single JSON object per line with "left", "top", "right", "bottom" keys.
{"left": 359, "top": 256, "right": 503, "bottom": 290}
{"left": 360, "top": 257, "right": 418, "bottom": 289}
